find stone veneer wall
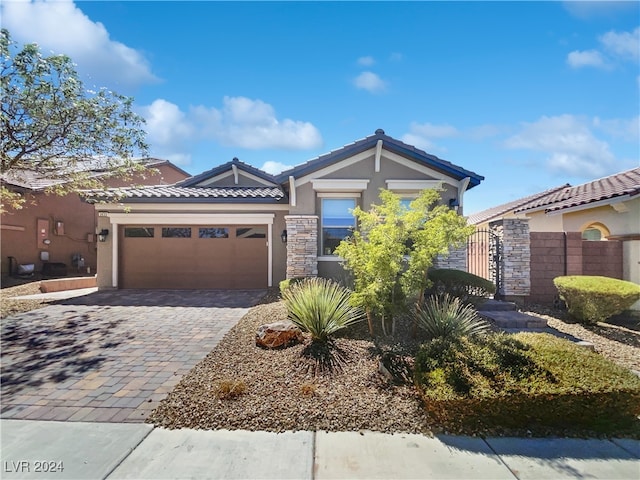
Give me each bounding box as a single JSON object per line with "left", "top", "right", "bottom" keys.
{"left": 285, "top": 215, "right": 318, "bottom": 279}
{"left": 433, "top": 245, "right": 467, "bottom": 271}
{"left": 492, "top": 218, "right": 531, "bottom": 299}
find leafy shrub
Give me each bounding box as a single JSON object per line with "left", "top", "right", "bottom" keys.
{"left": 427, "top": 268, "right": 496, "bottom": 305}
{"left": 554, "top": 275, "right": 640, "bottom": 324}
{"left": 282, "top": 277, "right": 365, "bottom": 342}
{"left": 279, "top": 277, "right": 307, "bottom": 294}
{"left": 414, "top": 293, "right": 490, "bottom": 341}
{"left": 414, "top": 332, "right": 640, "bottom": 436}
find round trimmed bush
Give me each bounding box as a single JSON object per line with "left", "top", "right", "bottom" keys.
{"left": 553, "top": 275, "right": 640, "bottom": 324}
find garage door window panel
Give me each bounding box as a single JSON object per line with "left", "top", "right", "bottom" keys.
{"left": 162, "top": 227, "right": 192, "bottom": 238}
{"left": 199, "top": 227, "right": 229, "bottom": 238}
{"left": 236, "top": 227, "right": 266, "bottom": 238}
{"left": 124, "top": 227, "right": 155, "bottom": 238}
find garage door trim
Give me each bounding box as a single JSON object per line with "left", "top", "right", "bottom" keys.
{"left": 107, "top": 213, "right": 275, "bottom": 288}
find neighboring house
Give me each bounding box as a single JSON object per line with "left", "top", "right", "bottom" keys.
{"left": 1, "top": 159, "right": 190, "bottom": 276}
{"left": 87, "top": 129, "right": 484, "bottom": 290}
{"left": 469, "top": 167, "right": 640, "bottom": 306}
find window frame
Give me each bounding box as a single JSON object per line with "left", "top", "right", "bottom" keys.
{"left": 319, "top": 195, "right": 358, "bottom": 256}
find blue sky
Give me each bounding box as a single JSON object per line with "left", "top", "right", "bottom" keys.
{"left": 2, "top": 0, "right": 638, "bottom": 214}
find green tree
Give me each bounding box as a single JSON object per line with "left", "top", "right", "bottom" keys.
{"left": 335, "top": 188, "right": 474, "bottom": 336}
{"left": 334, "top": 189, "right": 408, "bottom": 336}
{"left": 1, "top": 29, "right": 149, "bottom": 212}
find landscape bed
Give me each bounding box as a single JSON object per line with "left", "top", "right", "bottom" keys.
{"left": 148, "top": 298, "right": 640, "bottom": 438}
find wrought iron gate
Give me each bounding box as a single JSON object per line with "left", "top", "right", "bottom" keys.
{"left": 467, "top": 228, "right": 503, "bottom": 298}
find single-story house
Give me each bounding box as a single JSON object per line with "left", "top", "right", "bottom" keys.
{"left": 469, "top": 167, "right": 640, "bottom": 305}
{"left": 1, "top": 159, "right": 190, "bottom": 276}
{"left": 87, "top": 129, "right": 484, "bottom": 290}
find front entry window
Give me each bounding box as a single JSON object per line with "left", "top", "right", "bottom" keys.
{"left": 321, "top": 198, "right": 356, "bottom": 255}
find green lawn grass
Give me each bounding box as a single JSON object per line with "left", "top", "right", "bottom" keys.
{"left": 414, "top": 332, "right": 640, "bottom": 437}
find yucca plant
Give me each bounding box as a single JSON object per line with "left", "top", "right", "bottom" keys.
{"left": 414, "top": 293, "right": 490, "bottom": 341}
{"left": 281, "top": 277, "right": 365, "bottom": 342}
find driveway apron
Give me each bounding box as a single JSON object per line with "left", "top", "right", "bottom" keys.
{"left": 1, "top": 289, "right": 264, "bottom": 423}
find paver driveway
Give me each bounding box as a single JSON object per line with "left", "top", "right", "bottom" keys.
{"left": 1, "top": 289, "right": 265, "bottom": 423}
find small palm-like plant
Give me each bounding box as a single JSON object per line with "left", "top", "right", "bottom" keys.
{"left": 282, "top": 277, "right": 365, "bottom": 342}
{"left": 415, "top": 293, "right": 490, "bottom": 341}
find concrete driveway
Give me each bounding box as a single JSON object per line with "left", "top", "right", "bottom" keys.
{"left": 1, "top": 289, "right": 265, "bottom": 423}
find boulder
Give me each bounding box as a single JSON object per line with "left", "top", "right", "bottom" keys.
{"left": 256, "top": 321, "right": 304, "bottom": 349}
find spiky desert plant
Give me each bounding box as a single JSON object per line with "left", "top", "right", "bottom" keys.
{"left": 414, "top": 293, "right": 490, "bottom": 341}
{"left": 282, "top": 277, "right": 365, "bottom": 342}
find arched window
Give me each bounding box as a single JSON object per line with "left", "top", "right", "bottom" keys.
{"left": 581, "top": 222, "right": 610, "bottom": 241}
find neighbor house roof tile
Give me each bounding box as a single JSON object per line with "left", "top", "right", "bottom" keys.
{"left": 468, "top": 167, "right": 640, "bottom": 224}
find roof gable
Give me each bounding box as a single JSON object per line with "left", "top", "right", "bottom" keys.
{"left": 276, "top": 129, "right": 484, "bottom": 189}
{"left": 178, "top": 157, "right": 277, "bottom": 187}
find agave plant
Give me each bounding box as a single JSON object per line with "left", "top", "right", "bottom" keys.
{"left": 414, "top": 293, "right": 490, "bottom": 341}
{"left": 281, "top": 277, "right": 365, "bottom": 342}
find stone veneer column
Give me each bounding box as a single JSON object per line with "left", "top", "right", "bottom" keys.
{"left": 433, "top": 245, "right": 467, "bottom": 271}
{"left": 285, "top": 215, "right": 318, "bottom": 279}
{"left": 499, "top": 218, "right": 531, "bottom": 299}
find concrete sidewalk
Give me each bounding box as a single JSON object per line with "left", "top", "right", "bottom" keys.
{"left": 1, "top": 420, "right": 638, "bottom": 479}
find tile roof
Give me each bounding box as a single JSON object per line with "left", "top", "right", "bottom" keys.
{"left": 1, "top": 157, "right": 184, "bottom": 191}
{"left": 530, "top": 167, "right": 640, "bottom": 213}
{"left": 83, "top": 185, "right": 287, "bottom": 204}
{"left": 467, "top": 184, "right": 570, "bottom": 225}
{"left": 276, "top": 129, "right": 484, "bottom": 189}
{"left": 468, "top": 167, "right": 640, "bottom": 224}
{"left": 178, "top": 157, "right": 277, "bottom": 187}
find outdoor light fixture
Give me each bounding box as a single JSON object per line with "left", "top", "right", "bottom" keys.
{"left": 449, "top": 198, "right": 460, "bottom": 208}
{"left": 98, "top": 229, "right": 109, "bottom": 242}
{"left": 281, "top": 229, "right": 288, "bottom": 243}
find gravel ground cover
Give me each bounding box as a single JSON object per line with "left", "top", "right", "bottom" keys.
{"left": 148, "top": 296, "right": 640, "bottom": 435}
{"left": 0, "top": 280, "right": 47, "bottom": 319}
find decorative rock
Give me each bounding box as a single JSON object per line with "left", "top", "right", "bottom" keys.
{"left": 256, "top": 321, "right": 304, "bottom": 349}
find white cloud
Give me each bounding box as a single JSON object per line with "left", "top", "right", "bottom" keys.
{"left": 407, "top": 122, "right": 459, "bottom": 138}
{"left": 593, "top": 115, "right": 640, "bottom": 141}
{"left": 357, "top": 56, "right": 375, "bottom": 67}
{"left": 567, "top": 27, "right": 639, "bottom": 70}
{"left": 353, "top": 71, "right": 387, "bottom": 94}
{"left": 260, "top": 161, "right": 295, "bottom": 175}
{"left": 504, "top": 115, "right": 616, "bottom": 177}
{"left": 563, "top": 1, "right": 638, "bottom": 20}
{"left": 401, "top": 122, "right": 460, "bottom": 152}
{"left": 567, "top": 49, "right": 608, "bottom": 69}
{"left": 138, "top": 99, "right": 195, "bottom": 165}
{"left": 600, "top": 27, "right": 640, "bottom": 62}
{"left": 1, "top": 0, "right": 157, "bottom": 88}
{"left": 139, "top": 97, "right": 323, "bottom": 162}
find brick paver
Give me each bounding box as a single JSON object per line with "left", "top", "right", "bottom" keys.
{"left": 1, "top": 289, "right": 264, "bottom": 423}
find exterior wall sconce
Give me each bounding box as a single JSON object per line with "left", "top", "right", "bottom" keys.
{"left": 98, "top": 229, "right": 109, "bottom": 242}
{"left": 449, "top": 198, "right": 460, "bottom": 209}
{"left": 281, "top": 229, "right": 287, "bottom": 243}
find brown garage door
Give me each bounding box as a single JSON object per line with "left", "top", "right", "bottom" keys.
{"left": 119, "top": 225, "right": 268, "bottom": 289}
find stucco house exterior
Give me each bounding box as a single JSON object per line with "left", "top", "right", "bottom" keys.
{"left": 469, "top": 167, "right": 640, "bottom": 306}
{"left": 1, "top": 159, "right": 189, "bottom": 277}
{"left": 88, "top": 129, "right": 484, "bottom": 290}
